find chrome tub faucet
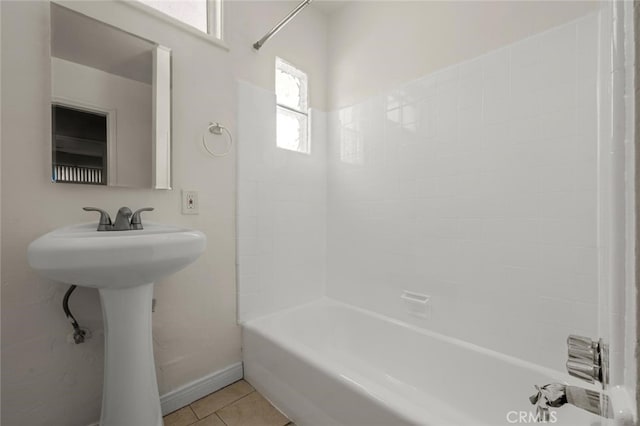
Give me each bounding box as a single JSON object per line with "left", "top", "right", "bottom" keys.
{"left": 529, "top": 334, "right": 612, "bottom": 422}
{"left": 530, "top": 383, "right": 611, "bottom": 421}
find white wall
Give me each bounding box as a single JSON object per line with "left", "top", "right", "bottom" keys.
{"left": 231, "top": 0, "right": 604, "bottom": 373}
{"left": 0, "top": 1, "right": 327, "bottom": 425}
{"left": 229, "top": 1, "right": 329, "bottom": 322}
{"left": 52, "top": 57, "right": 152, "bottom": 188}
{"left": 226, "top": 1, "right": 327, "bottom": 110}
{"left": 327, "top": 1, "right": 600, "bottom": 109}
{"left": 237, "top": 81, "right": 326, "bottom": 322}
{"left": 326, "top": 13, "right": 600, "bottom": 372}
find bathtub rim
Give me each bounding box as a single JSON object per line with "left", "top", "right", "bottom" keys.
{"left": 243, "top": 296, "right": 589, "bottom": 386}
{"left": 243, "top": 297, "right": 623, "bottom": 425}
{"left": 242, "top": 302, "right": 476, "bottom": 426}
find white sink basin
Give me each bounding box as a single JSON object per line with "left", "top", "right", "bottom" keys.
{"left": 27, "top": 221, "right": 206, "bottom": 426}
{"left": 27, "top": 222, "right": 206, "bottom": 289}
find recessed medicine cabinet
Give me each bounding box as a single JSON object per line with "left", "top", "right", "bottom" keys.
{"left": 50, "top": 3, "right": 172, "bottom": 189}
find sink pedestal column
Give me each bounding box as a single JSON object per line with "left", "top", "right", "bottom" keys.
{"left": 99, "top": 283, "right": 162, "bottom": 426}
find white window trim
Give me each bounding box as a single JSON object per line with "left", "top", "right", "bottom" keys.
{"left": 118, "top": 0, "right": 229, "bottom": 51}
{"left": 276, "top": 58, "right": 310, "bottom": 154}
{"left": 208, "top": 0, "right": 224, "bottom": 40}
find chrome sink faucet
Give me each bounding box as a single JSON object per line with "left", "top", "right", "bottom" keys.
{"left": 113, "top": 207, "right": 133, "bottom": 230}
{"left": 83, "top": 207, "right": 154, "bottom": 231}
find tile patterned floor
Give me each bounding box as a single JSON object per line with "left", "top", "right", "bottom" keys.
{"left": 163, "top": 380, "right": 294, "bottom": 426}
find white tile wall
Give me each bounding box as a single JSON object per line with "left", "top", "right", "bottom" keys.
{"left": 326, "top": 14, "right": 600, "bottom": 371}
{"left": 237, "top": 15, "right": 603, "bottom": 372}
{"left": 237, "top": 81, "right": 326, "bottom": 322}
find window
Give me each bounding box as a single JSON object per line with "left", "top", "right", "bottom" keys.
{"left": 276, "top": 57, "right": 309, "bottom": 154}
{"left": 137, "top": 0, "right": 223, "bottom": 39}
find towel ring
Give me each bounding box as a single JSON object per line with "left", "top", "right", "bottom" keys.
{"left": 202, "top": 122, "right": 233, "bottom": 157}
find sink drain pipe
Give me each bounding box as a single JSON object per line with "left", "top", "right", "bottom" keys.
{"left": 63, "top": 285, "right": 86, "bottom": 344}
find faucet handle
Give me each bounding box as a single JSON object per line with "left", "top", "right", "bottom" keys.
{"left": 566, "top": 360, "right": 599, "bottom": 383}
{"left": 568, "top": 335, "right": 598, "bottom": 363}
{"left": 83, "top": 207, "right": 112, "bottom": 231}
{"left": 530, "top": 384, "right": 567, "bottom": 422}
{"left": 566, "top": 335, "right": 603, "bottom": 383}
{"left": 131, "top": 207, "right": 154, "bottom": 230}
{"left": 567, "top": 335, "right": 598, "bottom": 350}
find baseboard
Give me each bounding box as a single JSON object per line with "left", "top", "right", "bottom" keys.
{"left": 85, "top": 362, "right": 243, "bottom": 425}
{"left": 160, "top": 362, "right": 244, "bottom": 415}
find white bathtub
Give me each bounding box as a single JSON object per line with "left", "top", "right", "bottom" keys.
{"left": 243, "top": 298, "right": 608, "bottom": 426}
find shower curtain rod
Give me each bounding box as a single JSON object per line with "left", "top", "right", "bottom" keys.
{"left": 253, "top": 0, "right": 314, "bottom": 50}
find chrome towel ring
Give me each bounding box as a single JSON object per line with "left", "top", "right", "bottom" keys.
{"left": 202, "top": 122, "right": 233, "bottom": 157}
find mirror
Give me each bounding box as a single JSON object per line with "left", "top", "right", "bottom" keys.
{"left": 50, "top": 4, "right": 172, "bottom": 189}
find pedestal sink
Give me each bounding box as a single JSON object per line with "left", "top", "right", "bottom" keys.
{"left": 27, "top": 222, "right": 206, "bottom": 426}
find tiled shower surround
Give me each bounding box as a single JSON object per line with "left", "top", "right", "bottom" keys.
{"left": 239, "top": 14, "right": 599, "bottom": 372}
{"left": 237, "top": 81, "right": 327, "bottom": 322}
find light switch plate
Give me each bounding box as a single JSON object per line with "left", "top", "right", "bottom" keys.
{"left": 181, "top": 190, "right": 199, "bottom": 215}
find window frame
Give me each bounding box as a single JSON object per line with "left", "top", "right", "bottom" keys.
{"left": 275, "top": 57, "right": 310, "bottom": 154}
{"left": 123, "top": 0, "right": 228, "bottom": 50}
